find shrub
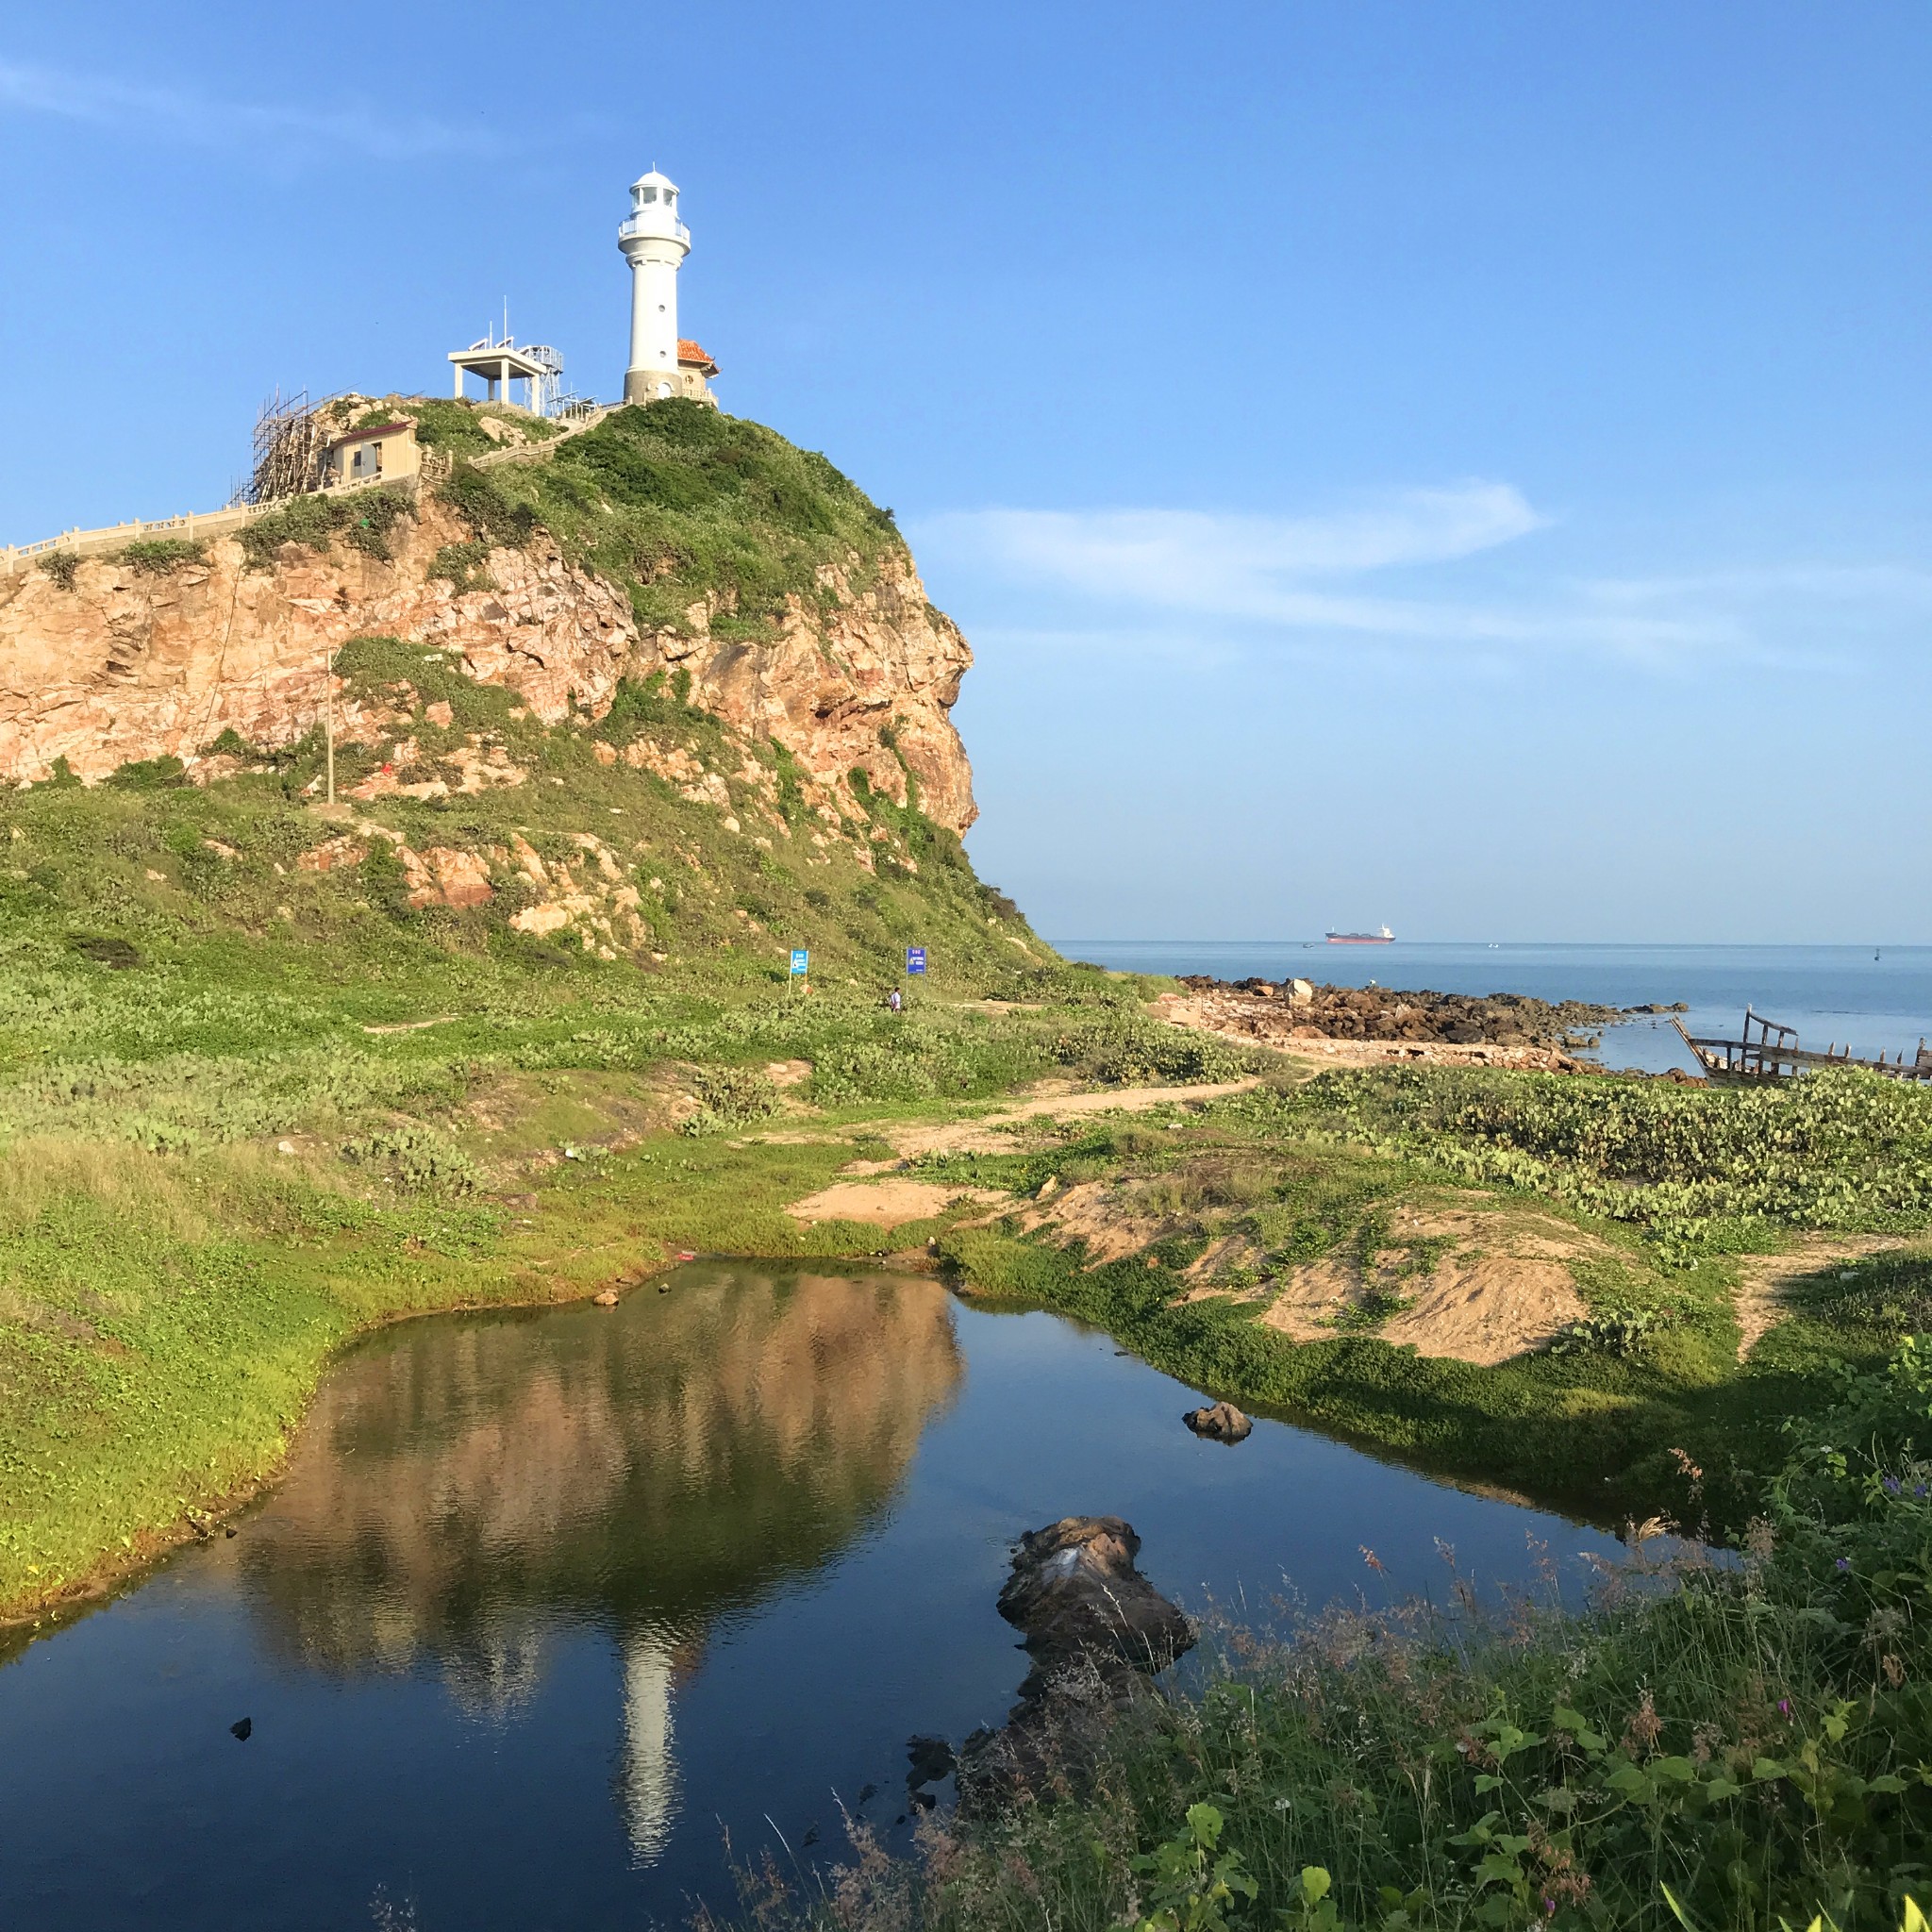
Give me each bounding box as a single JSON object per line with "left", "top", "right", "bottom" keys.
{"left": 679, "top": 1064, "right": 781, "bottom": 1136}
{"left": 240, "top": 486, "right": 415, "bottom": 570}
{"left": 437, "top": 463, "right": 538, "bottom": 549}
{"left": 35, "top": 550, "right": 79, "bottom": 590}
{"left": 428, "top": 540, "right": 493, "bottom": 592}
{"left": 341, "top": 1126, "right": 480, "bottom": 1195}
{"left": 106, "top": 756, "right": 188, "bottom": 790}
{"left": 118, "top": 538, "right": 205, "bottom": 575}
{"left": 408, "top": 398, "right": 497, "bottom": 457}
{"left": 1276, "top": 1065, "right": 1932, "bottom": 1259}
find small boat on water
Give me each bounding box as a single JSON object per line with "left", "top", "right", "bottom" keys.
{"left": 1326, "top": 925, "right": 1395, "bottom": 945}
{"left": 1674, "top": 1007, "right": 1932, "bottom": 1085}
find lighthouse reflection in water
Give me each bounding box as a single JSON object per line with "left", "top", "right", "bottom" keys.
{"left": 235, "top": 1265, "right": 964, "bottom": 1865}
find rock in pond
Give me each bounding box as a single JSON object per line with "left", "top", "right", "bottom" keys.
{"left": 591, "top": 1289, "right": 620, "bottom": 1307}
{"left": 958, "top": 1516, "right": 1195, "bottom": 1811}
{"left": 1184, "top": 1400, "right": 1253, "bottom": 1443}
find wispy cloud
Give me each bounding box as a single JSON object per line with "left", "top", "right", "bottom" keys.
{"left": 922, "top": 484, "right": 1544, "bottom": 623}
{"left": 914, "top": 489, "right": 1931, "bottom": 666}
{"left": 0, "top": 58, "right": 498, "bottom": 161}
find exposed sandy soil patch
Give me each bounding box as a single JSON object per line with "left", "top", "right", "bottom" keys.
{"left": 786, "top": 1179, "right": 1007, "bottom": 1227}
{"left": 1005, "top": 1179, "right": 1175, "bottom": 1265}
{"left": 1733, "top": 1235, "right": 1909, "bottom": 1358}
{"left": 1259, "top": 1255, "right": 1586, "bottom": 1366}
{"left": 764, "top": 1059, "right": 813, "bottom": 1088}
{"left": 881, "top": 1080, "right": 1258, "bottom": 1158}
{"left": 1250, "top": 1206, "right": 1604, "bottom": 1365}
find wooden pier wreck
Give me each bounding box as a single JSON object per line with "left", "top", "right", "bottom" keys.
{"left": 1673, "top": 1007, "right": 1932, "bottom": 1084}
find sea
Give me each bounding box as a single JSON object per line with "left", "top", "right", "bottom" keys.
{"left": 1051, "top": 941, "right": 1932, "bottom": 1077}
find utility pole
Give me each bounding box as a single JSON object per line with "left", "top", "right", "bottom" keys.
{"left": 324, "top": 643, "right": 336, "bottom": 808}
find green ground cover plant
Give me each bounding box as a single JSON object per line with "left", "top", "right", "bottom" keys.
{"left": 931, "top": 1072, "right": 1932, "bottom": 1527}
{"left": 115, "top": 538, "right": 206, "bottom": 575}
{"left": 453, "top": 398, "right": 905, "bottom": 637}
{"left": 239, "top": 484, "right": 414, "bottom": 568}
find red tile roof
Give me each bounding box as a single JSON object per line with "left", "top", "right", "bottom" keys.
{"left": 676, "top": 339, "right": 720, "bottom": 375}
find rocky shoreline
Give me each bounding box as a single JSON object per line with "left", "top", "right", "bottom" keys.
{"left": 1159, "top": 977, "right": 1689, "bottom": 1076}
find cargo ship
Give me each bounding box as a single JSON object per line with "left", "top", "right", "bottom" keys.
{"left": 1325, "top": 925, "right": 1395, "bottom": 944}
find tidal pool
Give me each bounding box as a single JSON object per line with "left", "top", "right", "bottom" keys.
{"left": 0, "top": 1264, "right": 1636, "bottom": 1929}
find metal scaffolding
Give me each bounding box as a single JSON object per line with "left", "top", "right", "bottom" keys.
{"left": 243, "top": 389, "right": 331, "bottom": 505}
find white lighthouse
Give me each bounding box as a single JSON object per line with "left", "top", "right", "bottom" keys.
{"left": 619, "top": 170, "right": 691, "bottom": 404}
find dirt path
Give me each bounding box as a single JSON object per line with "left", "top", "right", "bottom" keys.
{"left": 785, "top": 1179, "right": 1007, "bottom": 1226}
{"left": 757, "top": 1077, "right": 1259, "bottom": 1160}
{"left": 1732, "top": 1236, "right": 1907, "bottom": 1358}
{"left": 877, "top": 1079, "right": 1260, "bottom": 1158}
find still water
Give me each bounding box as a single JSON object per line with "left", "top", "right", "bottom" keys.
{"left": 1, "top": 1266, "right": 1636, "bottom": 1930}
{"left": 1058, "top": 940, "right": 1932, "bottom": 1075}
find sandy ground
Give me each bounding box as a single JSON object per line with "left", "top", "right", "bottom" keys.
{"left": 1003, "top": 1178, "right": 1174, "bottom": 1265}
{"left": 1732, "top": 1235, "right": 1909, "bottom": 1357}
{"left": 785, "top": 1179, "right": 1006, "bottom": 1226}
{"left": 884, "top": 1078, "right": 1259, "bottom": 1157}
{"left": 1233, "top": 1207, "right": 1604, "bottom": 1366}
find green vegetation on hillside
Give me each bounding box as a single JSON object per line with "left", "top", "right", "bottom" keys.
{"left": 439, "top": 398, "right": 905, "bottom": 637}
{"left": 6, "top": 404, "right": 1930, "bottom": 1932}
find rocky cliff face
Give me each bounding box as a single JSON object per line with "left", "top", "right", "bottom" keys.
{"left": 0, "top": 491, "right": 976, "bottom": 833}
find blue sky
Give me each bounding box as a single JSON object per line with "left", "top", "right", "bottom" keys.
{"left": 4, "top": 3, "right": 1928, "bottom": 941}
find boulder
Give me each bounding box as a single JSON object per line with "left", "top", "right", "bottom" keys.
{"left": 995, "top": 1516, "right": 1195, "bottom": 1673}
{"left": 1183, "top": 1400, "right": 1253, "bottom": 1443}
{"left": 957, "top": 1516, "right": 1195, "bottom": 1812}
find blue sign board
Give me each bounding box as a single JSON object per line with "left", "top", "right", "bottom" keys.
{"left": 789, "top": 948, "right": 810, "bottom": 976}
{"left": 906, "top": 946, "right": 926, "bottom": 975}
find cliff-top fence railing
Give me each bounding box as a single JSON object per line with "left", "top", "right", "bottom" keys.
{"left": 0, "top": 470, "right": 417, "bottom": 581}
{"left": 0, "top": 402, "right": 619, "bottom": 580}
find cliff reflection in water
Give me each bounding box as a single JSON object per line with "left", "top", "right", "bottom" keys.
{"left": 236, "top": 1266, "right": 962, "bottom": 1858}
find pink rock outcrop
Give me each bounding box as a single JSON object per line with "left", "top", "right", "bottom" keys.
{"left": 0, "top": 494, "right": 977, "bottom": 832}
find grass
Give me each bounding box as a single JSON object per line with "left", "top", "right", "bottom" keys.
{"left": 239, "top": 484, "right": 415, "bottom": 569}
{"left": 8, "top": 404, "right": 1932, "bottom": 1932}
{"left": 928, "top": 1074, "right": 1932, "bottom": 1530}
{"left": 116, "top": 538, "right": 206, "bottom": 575}
{"left": 441, "top": 397, "right": 905, "bottom": 638}
{"left": 6, "top": 697, "right": 1925, "bottom": 1614}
